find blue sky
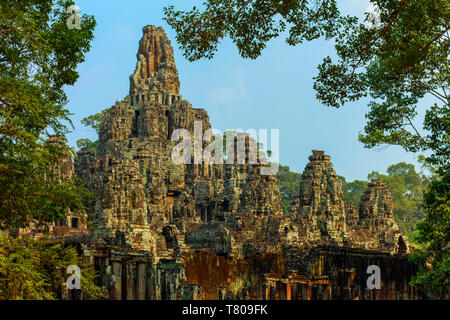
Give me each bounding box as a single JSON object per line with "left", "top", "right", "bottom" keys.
{"left": 64, "top": 0, "right": 426, "bottom": 181}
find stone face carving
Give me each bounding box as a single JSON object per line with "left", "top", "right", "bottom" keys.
{"left": 356, "top": 179, "right": 409, "bottom": 252}
{"left": 291, "top": 151, "right": 409, "bottom": 254}
{"left": 295, "top": 150, "right": 347, "bottom": 245}
{"left": 129, "top": 25, "right": 180, "bottom": 105}
{"left": 360, "top": 179, "right": 395, "bottom": 220}
{"left": 47, "top": 135, "right": 76, "bottom": 183}
{"left": 76, "top": 25, "right": 286, "bottom": 259}
{"left": 67, "top": 25, "right": 416, "bottom": 300}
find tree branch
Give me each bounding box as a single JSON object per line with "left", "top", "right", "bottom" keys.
{"left": 312, "top": 0, "right": 327, "bottom": 20}
{"left": 349, "top": 0, "right": 409, "bottom": 78}
{"left": 420, "top": 81, "right": 449, "bottom": 105}
{"left": 419, "top": 26, "right": 450, "bottom": 55}
{"left": 405, "top": 116, "right": 430, "bottom": 148}
{"left": 405, "top": 115, "right": 446, "bottom": 155}
{"left": 232, "top": 0, "right": 254, "bottom": 20}
{"left": 0, "top": 27, "right": 13, "bottom": 38}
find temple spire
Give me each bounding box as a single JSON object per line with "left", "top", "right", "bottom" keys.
{"left": 129, "top": 25, "right": 180, "bottom": 104}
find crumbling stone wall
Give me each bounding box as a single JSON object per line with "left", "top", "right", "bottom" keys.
{"left": 265, "top": 245, "right": 422, "bottom": 300}
{"left": 16, "top": 135, "right": 89, "bottom": 239}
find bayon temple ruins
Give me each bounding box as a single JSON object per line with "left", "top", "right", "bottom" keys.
{"left": 43, "top": 25, "right": 421, "bottom": 300}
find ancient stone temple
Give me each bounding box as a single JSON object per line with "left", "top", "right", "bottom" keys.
{"left": 14, "top": 135, "right": 89, "bottom": 239}
{"left": 63, "top": 25, "right": 421, "bottom": 300}
{"left": 290, "top": 150, "right": 409, "bottom": 254}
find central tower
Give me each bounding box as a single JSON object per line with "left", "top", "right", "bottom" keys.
{"left": 129, "top": 25, "right": 181, "bottom": 105}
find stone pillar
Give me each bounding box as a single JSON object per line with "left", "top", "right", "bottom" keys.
{"left": 306, "top": 283, "right": 312, "bottom": 300}
{"left": 61, "top": 283, "right": 69, "bottom": 300}
{"left": 286, "top": 283, "right": 292, "bottom": 300}
{"left": 327, "top": 284, "right": 332, "bottom": 300}
{"left": 126, "top": 263, "right": 135, "bottom": 300}
{"left": 112, "top": 262, "right": 122, "bottom": 300}
{"left": 136, "top": 263, "right": 147, "bottom": 300}
{"left": 265, "top": 283, "right": 270, "bottom": 300}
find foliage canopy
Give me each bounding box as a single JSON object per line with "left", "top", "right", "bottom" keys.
{"left": 0, "top": 0, "right": 96, "bottom": 229}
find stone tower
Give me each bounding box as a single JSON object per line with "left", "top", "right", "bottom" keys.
{"left": 129, "top": 25, "right": 180, "bottom": 105}
{"left": 70, "top": 26, "right": 414, "bottom": 300}
{"left": 295, "top": 150, "right": 347, "bottom": 244}
{"left": 358, "top": 179, "right": 409, "bottom": 253}
{"left": 76, "top": 25, "right": 284, "bottom": 258}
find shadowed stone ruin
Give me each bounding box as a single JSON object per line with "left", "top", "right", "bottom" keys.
{"left": 14, "top": 135, "right": 89, "bottom": 239}
{"left": 52, "top": 25, "right": 421, "bottom": 300}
